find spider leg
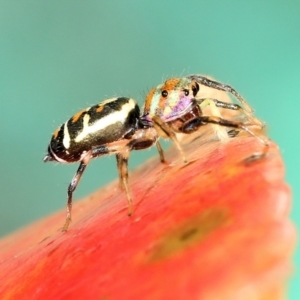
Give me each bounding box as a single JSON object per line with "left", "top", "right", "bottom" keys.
{"left": 116, "top": 153, "right": 124, "bottom": 190}
{"left": 155, "top": 140, "right": 165, "bottom": 163}
{"left": 187, "top": 75, "right": 254, "bottom": 113}
{"left": 199, "top": 115, "right": 269, "bottom": 147}
{"left": 62, "top": 150, "right": 92, "bottom": 232}
{"left": 197, "top": 98, "right": 264, "bottom": 128}
{"left": 152, "top": 115, "right": 187, "bottom": 163}
{"left": 196, "top": 98, "right": 230, "bottom": 140}
{"left": 92, "top": 127, "right": 159, "bottom": 216}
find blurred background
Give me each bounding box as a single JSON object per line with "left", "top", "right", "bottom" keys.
{"left": 0, "top": 0, "right": 299, "bottom": 297}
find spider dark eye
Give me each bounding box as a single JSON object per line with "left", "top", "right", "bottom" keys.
{"left": 161, "top": 90, "right": 168, "bottom": 97}
{"left": 184, "top": 89, "right": 189, "bottom": 96}
{"left": 192, "top": 82, "right": 199, "bottom": 97}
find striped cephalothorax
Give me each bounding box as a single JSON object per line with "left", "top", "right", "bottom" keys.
{"left": 141, "top": 75, "right": 268, "bottom": 162}
{"left": 44, "top": 97, "right": 164, "bottom": 231}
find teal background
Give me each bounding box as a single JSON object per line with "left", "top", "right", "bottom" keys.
{"left": 1, "top": 1, "right": 299, "bottom": 297}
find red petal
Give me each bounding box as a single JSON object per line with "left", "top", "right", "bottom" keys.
{"left": 0, "top": 134, "right": 295, "bottom": 300}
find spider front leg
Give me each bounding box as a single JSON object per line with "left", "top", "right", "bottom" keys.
{"left": 198, "top": 98, "right": 264, "bottom": 128}
{"left": 198, "top": 115, "right": 269, "bottom": 147}
{"left": 187, "top": 75, "right": 254, "bottom": 113}
{"left": 151, "top": 115, "right": 188, "bottom": 163}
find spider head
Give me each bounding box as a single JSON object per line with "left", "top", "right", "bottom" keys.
{"left": 142, "top": 77, "right": 200, "bottom": 124}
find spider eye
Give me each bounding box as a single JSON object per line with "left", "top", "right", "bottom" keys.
{"left": 184, "top": 89, "right": 189, "bottom": 96}
{"left": 192, "top": 82, "right": 199, "bottom": 97}
{"left": 161, "top": 90, "right": 168, "bottom": 97}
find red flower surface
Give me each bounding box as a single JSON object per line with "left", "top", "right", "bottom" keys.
{"left": 0, "top": 128, "right": 295, "bottom": 300}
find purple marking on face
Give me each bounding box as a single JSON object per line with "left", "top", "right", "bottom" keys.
{"left": 164, "top": 93, "right": 193, "bottom": 122}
